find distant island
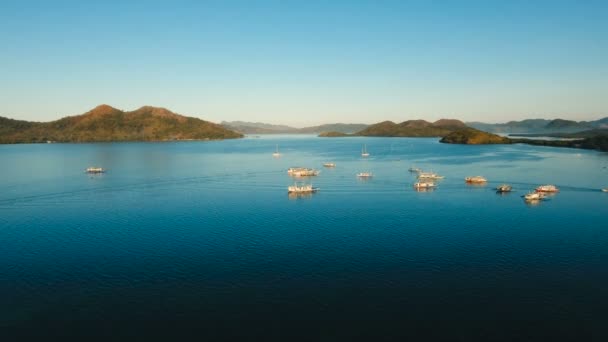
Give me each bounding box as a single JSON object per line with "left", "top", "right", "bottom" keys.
{"left": 221, "top": 121, "right": 367, "bottom": 134}
{"left": 441, "top": 127, "right": 608, "bottom": 151}
{"left": 440, "top": 128, "right": 510, "bottom": 144}
{"left": 0, "top": 105, "right": 243, "bottom": 144}
{"left": 317, "top": 119, "right": 467, "bottom": 138}
{"left": 467, "top": 117, "right": 608, "bottom": 134}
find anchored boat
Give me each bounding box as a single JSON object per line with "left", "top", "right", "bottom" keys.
{"left": 86, "top": 167, "right": 105, "bottom": 173}
{"left": 361, "top": 144, "right": 370, "bottom": 157}
{"left": 287, "top": 167, "right": 320, "bottom": 177}
{"left": 465, "top": 176, "right": 487, "bottom": 183}
{"left": 357, "top": 172, "right": 373, "bottom": 178}
{"left": 288, "top": 183, "right": 319, "bottom": 194}
{"left": 323, "top": 163, "right": 336, "bottom": 168}
{"left": 418, "top": 172, "right": 444, "bottom": 180}
{"left": 535, "top": 185, "right": 559, "bottom": 193}
{"left": 496, "top": 184, "right": 512, "bottom": 192}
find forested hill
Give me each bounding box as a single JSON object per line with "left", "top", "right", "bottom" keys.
{"left": 0, "top": 105, "right": 243, "bottom": 143}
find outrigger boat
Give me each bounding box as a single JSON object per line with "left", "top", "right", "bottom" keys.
{"left": 465, "top": 176, "right": 487, "bottom": 183}
{"left": 287, "top": 167, "right": 320, "bottom": 177}
{"left": 496, "top": 184, "right": 512, "bottom": 192}
{"left": 524, "top": 192, "right": 546, "bottom": 201}
{"left": 288, "top": 183, "right": 319, "bottom": 194}
{"left": 535, "top": 185, "right": 559, "bottom": 193}
{"left": 418, "top": 172, "right": 444, "bottom": 180}
{"left": 86, "top": 167, "right": 105, "bottom": 173}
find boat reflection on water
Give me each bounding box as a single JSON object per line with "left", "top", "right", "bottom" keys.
{"left": 288, "top": 192, "right": 315, "bottom": 200}
{"left": 414, "top": 187, "right": 435, "bottom": 193}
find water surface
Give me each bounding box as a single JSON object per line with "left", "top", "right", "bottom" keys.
{"left": 1, "top": 136, "right": 607, "bottom": 340}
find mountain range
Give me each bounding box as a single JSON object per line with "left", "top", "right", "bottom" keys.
{"left": 467, "top": 117, "right": 608, "bottom": 134}
{"left": 355, "top": 119, "right": 467, "bottom": 137}
{"left": 0, "top": 105, "right": 243, "bottom": 143}
{"left": 220, "top": 121, "right": 368, "bottom": 134}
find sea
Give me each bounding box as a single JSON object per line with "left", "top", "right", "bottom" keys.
{"left": 1, "top": 136, "right": 607, "bottom": 341}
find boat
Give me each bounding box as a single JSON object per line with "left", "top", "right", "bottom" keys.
{"left": 524, "top": 192, "right": 546, "bottom": 201}
{"left": 361, "top": 144, "right": 370, "bottom": 157}
{"left": 272, "top": 144, "right": 281, "bottom": 157}
{"left": 323, "top": 162, "right": 336, "bottom": 168}
{"left": 287, "top": 183, "right": 319, "bottom": 194}
{"left": 535, "top": 184, "right": 559, "bottom": 193}
{"left": 602, "top": 188, "right": 608, "bottom": 192}
{"left": 414, "top": 182, "right": 435, "bottom": 189}
{"left": 85, "top": 167, "right": 105, "bottom": 173}
{"left": 465, "top": 176, "right": 487, "bottom": 183}
{"left": 408, "top": 167, "right": 422, "bottom": 173}
{"left": 287, "top": 167, "right": 320, "bottom": 177}
{"left": 496, "top": 184, "right": 512, "bottom": 192}
{"left": 418, "top": 172, "right": 444, "bottom": 180}
{"left": 357, "top": 172, "right": 373, "bottom": 178}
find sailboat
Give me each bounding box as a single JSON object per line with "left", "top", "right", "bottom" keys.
{"left": 361, "top": 144, "right": 370, "bottom": 157}
{"left": 272, "top": 144, "right": 281, "bottom": 158}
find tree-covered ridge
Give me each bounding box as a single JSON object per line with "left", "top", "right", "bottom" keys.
{"left": 440, "top": 128, "right": 510, "bottom": 144}
{"left": 0, "top": 105, "right": 243, "bottom": 143}
{"left": 356, "top": 119, "right": 467, "bottom": 137}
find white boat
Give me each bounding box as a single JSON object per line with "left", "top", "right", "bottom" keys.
{"left": 418, "top": 172, "right": 444, "bottom": 180}
{"left": 414, "top": 182, "right": 435, "bottom": 189}
{"left": 357, "top": 172, "right": 373, "bottom": 178}
{"left": 602, "top": 188, "right": 608, "bottom": 192}
{"left": 496, "top": 184, "right": 512, "bottom": 192}
{"left": 361, "top": 144, "right": 370, "bottom": 157}
{"left": 465, "top": 176, "right": 487, "bottom": 183}
{"left": 272, "top": 144, "right": 281, "bottom": 157}
{"left": 535, "top": 184, "right": 559, "bottom": 193}
{"left": 287, "top": 167, "right": 320, "bottom": 177}
{"left": 85, "top": 167, "right": 105, "bottom": 173}
{"left": 288, "top": 183, "right": 319, "bottom": 194}
{"left": 524, "top": 192, "right": 546, "bottom": 201}
{"left": 323, "top": 162, "right": 336, "bottom": 168}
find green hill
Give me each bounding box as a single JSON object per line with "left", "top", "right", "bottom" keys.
{"left": 0, "top": 105, "right": 243, "bottom": 143}
{"left": 318, "top": 131, "right": 350, "bottom": 137}
{"left": 356, "top": 119, "right": 466, "bottom": 137}
{"left": 440, "top": 128, "right": 511, "bottom": 144}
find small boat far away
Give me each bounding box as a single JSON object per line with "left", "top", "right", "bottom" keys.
{"left": 602, "top": 188, "right": 608, "bottom": 192}
{"left": 357, "top": 172, "right": 373, "bottom": 178}
{"left": 496, "top": 184, "right": 512, "bottom": 193}
{"left": 524, "top": 192, "right": 547, "bottom": 201}
{"left": 86, "top": 167, "right": 105, "bottom": 173}
{"left": 535, "top": 184, "right": 559, "bottom": 193}
{"left": 323, "top": 162, "right": 336, "bottom": 168}
{"left": 288, "top": 183, "right": 319, "bottom": 194}
{"left": 287, "top": 167, "right": 320, "bottom": 177}
{"left": 273, "top": 144, "right": 281, "bottom": 158}
{"left": 408, "top": 167, "right": 422, "bottom": 173}
{"left": 361, "top": 144, "right": 370, "bottom": 157}
{"left": 418, "top": 172, "right": 444, "bottom": 180}
{"left": 465, "top": 176, "right": 487, "bottom": 184}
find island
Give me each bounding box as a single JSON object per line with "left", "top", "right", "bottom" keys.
{"left": 0, "top": 105, "right": 243, "bottom": 144}
{"left": 441, "top": 127, "right": 608, "bottom": 152}
{"left": 439, "top": 128, "right": 510, "bottom": 144}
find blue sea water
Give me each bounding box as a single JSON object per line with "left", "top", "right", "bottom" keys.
{"left": 1, "top": 136, "right": 607, "bottom": 340}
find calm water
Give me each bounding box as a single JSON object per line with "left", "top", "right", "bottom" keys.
{"left": 1, "top": 136, "right": 607, "bottom": 340}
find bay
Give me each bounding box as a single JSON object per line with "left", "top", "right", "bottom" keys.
{"left": 1, "top": 136, "right": 607, "bottom": 340}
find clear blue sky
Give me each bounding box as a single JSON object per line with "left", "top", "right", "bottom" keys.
{"left": 1, "top": 0, "right": 606, "bottom": 126}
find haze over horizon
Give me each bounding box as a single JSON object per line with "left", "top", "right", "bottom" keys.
{"left": 1, "top": 0, "right": 607, "bottom": 126}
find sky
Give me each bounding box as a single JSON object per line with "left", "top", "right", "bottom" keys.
{"left": 0, "top": 0, "right": 607, "bottom": 126}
